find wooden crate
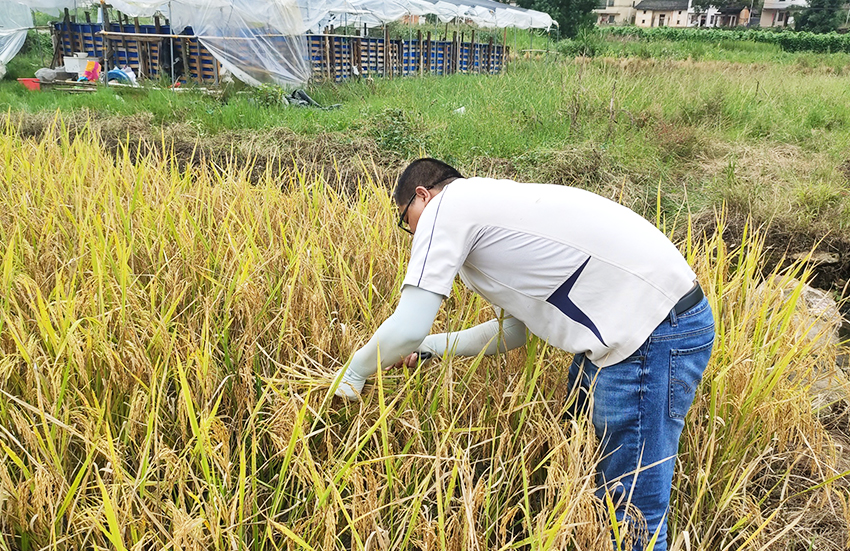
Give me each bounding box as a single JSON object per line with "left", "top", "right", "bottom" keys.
{"left": 54, "top": 21, "right": 222, "bottom": 84}
{"left": 53, "top": 24, "right": 506, "bottom": 85}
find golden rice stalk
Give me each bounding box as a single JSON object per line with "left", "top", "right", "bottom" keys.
{"left": 0, "top": 119, "right": 846, "bottom": 551}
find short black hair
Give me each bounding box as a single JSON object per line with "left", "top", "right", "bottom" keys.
{"left": 394, "top": 158, "right": 464, "bottom": 205}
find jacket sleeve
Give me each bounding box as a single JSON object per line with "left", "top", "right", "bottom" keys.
{"left": 334, "top": 285, "right": 443, "bottom": 399}
{"left": 418, "top": 315, "right": 527, "bottom": 358}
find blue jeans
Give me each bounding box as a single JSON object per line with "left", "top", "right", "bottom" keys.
{"left": 568, "top": 297, "right": 714, "bottom": 551}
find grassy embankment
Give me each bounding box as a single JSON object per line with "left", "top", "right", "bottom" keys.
{"left": 0, "top": 121, "right": 848, "bottom": 550}
{"left": 3, "top": 33, "right": 850, "bottom": 276}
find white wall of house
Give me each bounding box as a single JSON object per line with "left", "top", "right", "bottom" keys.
{"left": 595, "top": 8, "right": 633, "bottom": 24}
{"left": 762, "top": 0, "right": 808, "bottom": 11}
{"left": 635, "top": 8, "right": 689, "bottom": 26}
{"left": 597, "top": 0, "right": 760, "bottom": 27}
{"left": 760, "top": 0, "right": 808, "bottom": 26}
{"left": 593, "top": 0, "right": 637, "bottom": 25}
{"left": 688, "top": 6, "right": 742, "bottom": 26}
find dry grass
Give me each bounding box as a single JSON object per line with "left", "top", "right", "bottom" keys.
{"left": 0, "top": 110, "right": 397, "bottom": 192}
{"left": 0, "top": 120, "right": 848, "bottom": 550}
{"left": 700, "top": 144, "right": 847, "bottom": 225}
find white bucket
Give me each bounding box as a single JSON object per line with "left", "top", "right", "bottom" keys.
{"left": 63, "top": 56, "right": 90, "bottom": 76}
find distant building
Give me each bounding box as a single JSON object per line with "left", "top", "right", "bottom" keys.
{"left": 401, "top": 15, "right": 426, "bottom": 25}
{"left": 690, "top": 5, "right": 752, "bottom": 26}
{"left": 594, "top": 0, "right": 638, "bottom": 25}
{"left": 596, "top": 0, "right": 754, "bottom": 26}
{"left": 633, "top": 0, "right": 690, "bottom": 26}
{"left": 760, "top": 0, "right": 807, "bottom": 27}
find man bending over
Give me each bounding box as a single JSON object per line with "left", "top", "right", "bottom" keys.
{"left": 333, "top": 158, "right": 715, "bottom": 551}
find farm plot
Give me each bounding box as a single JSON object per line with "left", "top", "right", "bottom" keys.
{"left": 0, "top": 123, "right": 848, "bottom": 550}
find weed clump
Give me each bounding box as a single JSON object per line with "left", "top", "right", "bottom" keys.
{"left": 655, "top": 121, "right": 703, "bottom": 161}
{"left": 369, "top": 107, "right": 430, "bottom": 159}
{"left": 250, "top": 83, "right": 291, "bottom": 107}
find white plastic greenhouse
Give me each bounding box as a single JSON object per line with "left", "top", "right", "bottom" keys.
{"left": 1, "top": 0, "right": 555, "bottom": 87}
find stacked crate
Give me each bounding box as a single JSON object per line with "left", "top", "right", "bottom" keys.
{"left": 54, "top": 21, "right": 507, "bottom": 85}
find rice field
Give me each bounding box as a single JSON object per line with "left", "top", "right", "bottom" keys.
{"left": 0, "top": 120, "right": 848, "bottom": 550}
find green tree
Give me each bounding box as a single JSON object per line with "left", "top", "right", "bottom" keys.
{"left": 516, "top": 0, "right": 598, "bottom": 39}
{"left": 795, "top": 0, "right": 842, "bottom": 32}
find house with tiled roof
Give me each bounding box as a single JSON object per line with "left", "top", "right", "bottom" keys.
{"left": 691, "top": 5, "right": 753, "bottom": 26}
{"left": 634, "top": 0, "right": 690, "bottom": 26}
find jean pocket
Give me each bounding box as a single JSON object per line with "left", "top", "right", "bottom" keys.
{"left": 669, "top": 339, "right": 714, "bottom": 419}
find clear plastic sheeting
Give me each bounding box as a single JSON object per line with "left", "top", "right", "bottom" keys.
{"left": 2, "top": 2, "right": 34, "bottom": 36}
{"left": 7, "top": 0, "right": 311, "bottom": 87}
{"left": 11, "top": 0, "right": 97, "bottom": 16}
{"left": 105, "top": 0, "right": 312, "bottom": 87}
{"left": 1, "top": 2, "right": 32, "bottom": 71}
{"left": 181, "top": 1, "right": 310, "bottom": 87}
{"left": 0, "top": 31, "right": 27, "bottom": 66}
{"left": 162, "top": 0, "right": 311, "bottom": 87}
{"left": 295, "top": 0, "right": 556, "bottom": 32}
{"left": 3, "top": 0, "right": 552, "bottom": 87}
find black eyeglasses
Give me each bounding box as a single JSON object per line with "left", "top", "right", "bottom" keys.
{"left": 397, "top": 192, "right": 418, "bottom": 235}
{"left": 397, "top": 185, "right": 435, "bottom": 235}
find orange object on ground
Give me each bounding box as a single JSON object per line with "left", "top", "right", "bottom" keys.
{"left": 17, "top": 78, "right": 41, "bottom": 91}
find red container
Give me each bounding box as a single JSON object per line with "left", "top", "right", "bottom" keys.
{"left": 17, "top": 78, "right": 41, "bottom": 91}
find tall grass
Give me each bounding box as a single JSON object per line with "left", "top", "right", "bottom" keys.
{"left": 4, "top": 53, "right": 850, "bottom": 244}
{"left": 0, "top": 120, "right": 847, "bottom": 550}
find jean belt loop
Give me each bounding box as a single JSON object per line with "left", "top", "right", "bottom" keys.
{"left": 670, "top": 281, "right": 703, "bottom": 327}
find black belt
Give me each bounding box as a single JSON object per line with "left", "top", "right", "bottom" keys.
{"left": 674, "top": 282, "right": 704, "bottom": 315}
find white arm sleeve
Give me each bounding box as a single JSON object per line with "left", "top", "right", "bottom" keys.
{"left": 418, "top": 316, "right": 527, "bottom": 358}
{"left": 335, "top": 285, "right": 443, "bottom": 399}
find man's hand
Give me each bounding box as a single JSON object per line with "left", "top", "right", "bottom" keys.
{"left": 388, "top": 351, "right": 433, "bottom": 370}
{"left": 335, "top": 352, "right": 433, "bottom": 400}
{"left": 333, "top": 367, "right": 366, "bottom": 401}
